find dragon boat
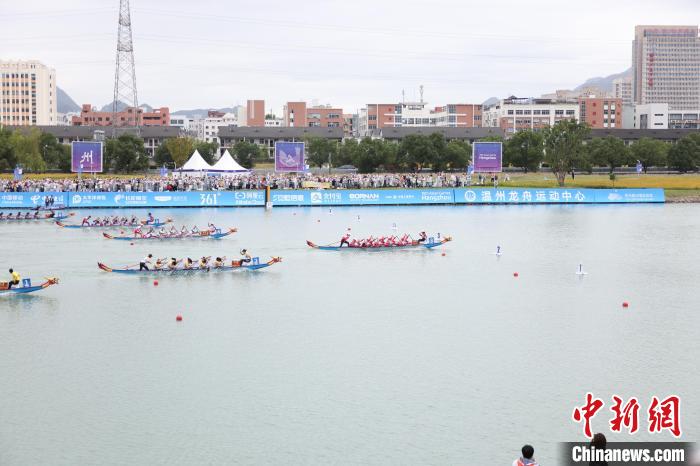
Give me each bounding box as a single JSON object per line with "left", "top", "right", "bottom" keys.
{"left": 1, "top": 212, "right": 72, "bottom": 221}
{"left": 103, "top": 228, "right": 237, "bottom": 241}
{"left": 0, "top": 277, "right": 59, "bottom": 295}
{"left": 306, "top": 236, "right": 452, "bottom": 251}
{"left": 56, "top": 218, "right": 171, "bottom": 229}
{"left": 97, "top": 257, "right": 281, "bottom": 274}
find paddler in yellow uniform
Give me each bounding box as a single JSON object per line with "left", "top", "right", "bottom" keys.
{"left": 7, "top": 268, "right": 20, "bottom": 289}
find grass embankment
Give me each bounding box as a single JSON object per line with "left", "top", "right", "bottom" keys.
{"left": 495, "top": 173, "right": 700, "bottom": 198}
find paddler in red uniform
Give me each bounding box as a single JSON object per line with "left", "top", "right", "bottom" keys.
{"left": 339, "top": 233, "right": 351, "bottom": 247}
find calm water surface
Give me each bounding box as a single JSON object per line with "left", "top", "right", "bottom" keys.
{"left": 1, "top": 204, "right": 699, "bottom": 465}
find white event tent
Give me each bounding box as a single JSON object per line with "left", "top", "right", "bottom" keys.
{"left": 174, "top": 150, "right": 213, "bottom": 176}
{"left": 209, "top": 150, "right": 249, "bottom": 173}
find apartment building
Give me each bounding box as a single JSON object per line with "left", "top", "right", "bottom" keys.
{"left": 579, "top": 97, "right": 623, "bottom": 128}
{"left": 357, "top": 101, "right": 482, "bottom": 136}
{"left": 0, "top": 60, "right": 57, "bottom": 126}
{"left": 71, "top": 104, "right": 170, "bottom": 126}
{"left": 482, "top": 97, "right": 579, "bottom": 133}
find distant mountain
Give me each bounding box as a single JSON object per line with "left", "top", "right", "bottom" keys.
{"left": 172, "top": 107, "right": 236, "bottom": 118}
{"left": 99, "top": 101, "right": 153, "bottom": 112}
{"left": 56, "top": 87, "right": 80, "bottom": 113}
{"left": 574, "top": 68, "right": 632, "bottom": 93}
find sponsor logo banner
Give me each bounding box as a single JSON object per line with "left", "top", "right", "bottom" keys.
{"left": 0, "top": 192, "right": 68, "bottom": 209}
{"left": 454, "top": 188, "right": 665, "bottom": 204}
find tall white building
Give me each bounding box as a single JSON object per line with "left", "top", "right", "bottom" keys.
{"left": 0, "top": 60, "right": 57, "bottom": 126}
{"left": 632, "top": 25, "right": 700, "bottom": 109}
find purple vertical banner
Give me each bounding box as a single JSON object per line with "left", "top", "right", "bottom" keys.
{"left": 274, "top": 141, "right": 305, "bottom": 172}
{"left": 71, "top": 141, "right": 103, "bottom": 173}
{"left": 472, "top": 141, "right": 503, "bottom": 173}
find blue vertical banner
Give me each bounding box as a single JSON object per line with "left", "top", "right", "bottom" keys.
{"left": 472, "top": 142, "right": 503, "bottom": 173}
{"left": 71, "top": 141, "right": 103, "bottom": 173}
{"left": 274, "top": 141, "right": 305, "bottom": 172}
{"left": 13, "top": 166, "right": 23, "bottom": 181}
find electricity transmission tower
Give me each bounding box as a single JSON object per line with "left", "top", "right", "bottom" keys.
{"left": 112, "top": 0, "right": 139, "bottom": 134}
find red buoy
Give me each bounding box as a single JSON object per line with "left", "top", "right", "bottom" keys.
{"left": 513, "top": 272, "right": 519, "bottom": 277}
{"left": 153, "top": 280, "right": 158, "bottom": 286}
{"left": 176, "top": 315, "right": 183, "bottom": 321}
{"left": 130, "top": 242, "right": 134, "bottom": 246}
{"left": 622, "top": 301, "right": 629, "bottom": 308}
{"left": 441, "top": 252, "right": 446, "bottom": 256}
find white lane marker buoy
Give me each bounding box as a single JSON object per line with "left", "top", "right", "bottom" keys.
{"left": 576, "top": 263, "right": 588, "bottom": 276}
{"left": 493, "top": 245, "right": 502, "bottom": 256}
{"left": 357, "top": 215, "right": 361, "bottom": 222}
{"left": 391, "top": 222, "right": 398, "bottom": 231}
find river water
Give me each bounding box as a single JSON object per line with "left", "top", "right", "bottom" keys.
{"left": 1, "top": 204, "right": 699, "bottom": 465}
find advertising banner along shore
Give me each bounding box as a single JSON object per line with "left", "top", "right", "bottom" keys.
{"left": 0, "top": 188, "right": 665, "bottom": 209}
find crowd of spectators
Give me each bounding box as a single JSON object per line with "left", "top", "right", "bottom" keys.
{"left": 1, "top": 172, "right": 503, "bottom": 192}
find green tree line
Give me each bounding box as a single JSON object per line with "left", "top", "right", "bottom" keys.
{"left": 2, "top": 125, "right": 700, "bottom": 179}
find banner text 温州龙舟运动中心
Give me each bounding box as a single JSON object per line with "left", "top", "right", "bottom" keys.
{"left": 0, "top": 189, "right": 665, "bottom": 209}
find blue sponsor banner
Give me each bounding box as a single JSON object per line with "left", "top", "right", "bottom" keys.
{"left": 454, "top": 188, "right": 664, "bottom": 204}
{"left": 0, "top": 188, "right": 664, "bottom": 209}
{"left": 271, "top": 189, "right": 455, "bottom": 206}
{"left": 594, "top": 188, "right": 665, "bottom": 203}
{"left": 67, "top": 191, "right": 265, "bottom": 208}
{"left": 0, "top": 192, "right": 69, "bottom": 209}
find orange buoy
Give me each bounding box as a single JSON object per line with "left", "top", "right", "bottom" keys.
{"left": 153, "top": 280, "right": 158, "bottom": 286}
{"left": 176, "top": 315, "right": 183, "bottom": 321}
{"left": 513, "top": 272, "right": 519, "bottom": 277}
{"left": 622, "top": 301, "right": 629, "bottom": 308}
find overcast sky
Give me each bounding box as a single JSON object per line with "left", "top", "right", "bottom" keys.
{"left": 2, "top": 0, "right": 697, "bottom": 114}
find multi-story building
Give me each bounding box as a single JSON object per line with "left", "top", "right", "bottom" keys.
{"left": 612, "top": 76, "right": 633, "bottom": 105}
{"left": 246, "top": 99, "right": 265, "bottom": 127}
{"left": 218, "top": 126, "right": 343, "bottom": 159}
{"left": 19, "top": 125, "right": 181, "bottom": 159}
{"left": 71, "top": 104, "right": 170, "bottom": 126}
{"left": 357, "top": 101, "right": 482, "bottom": 136}
{"left": 264, "top": 116, "right": 284, "bottom": 127}
{"left": 579, "top": 97, "right": 623, "bottom": 128}
{"left": 343, "top": 113, "right": 357, "bottom": 137}
{"left": 193, "top": 110, "right": 238, "bottom": 144}
{"left": 0, "top": 60, "right": 57, "bottom": 126}
{"left": 283, "top": 102, "right": 343, "bottom": 129}
{"left": 482, "top": 97, "right": 579, "bottom": 133}
{"left": 632, "top": 25, "right": 700, "bottom": 109}
{"left": 634, "top": 103, "right": 700, "bottom": 130}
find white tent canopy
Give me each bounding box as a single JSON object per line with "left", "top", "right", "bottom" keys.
{"left": 179, "top": 150, "right": 212, "bottom": 171}
{"left": 210, "top": 150, "right": 249, "bottom": 172}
